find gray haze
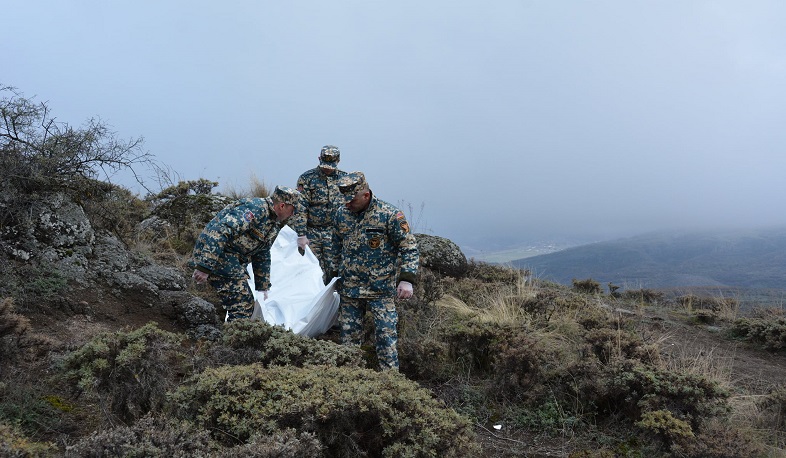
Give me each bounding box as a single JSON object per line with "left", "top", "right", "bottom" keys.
{"left": 5, "top": 1, "right": 786, "bottom": 253}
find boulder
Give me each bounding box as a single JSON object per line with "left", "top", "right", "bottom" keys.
{"left": 414, "top": 233, "right": 468, "bottom": 278}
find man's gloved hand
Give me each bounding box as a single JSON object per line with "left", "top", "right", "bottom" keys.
{"left": 396, "top": 281, "right": 413, "bottom": 300}
{"left": 261, "top": 290, "right": 269, "bottom": 301}
{"left": 297, "top": 236, "right": 309, "bottom": 249}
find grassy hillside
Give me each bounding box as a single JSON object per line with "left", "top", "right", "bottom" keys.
{"left": 512, "top": 227, "right": 786, "bottom": 292}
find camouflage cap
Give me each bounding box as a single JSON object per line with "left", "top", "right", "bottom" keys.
{"left": 271, "top": 185, "right": 300, "bottom": 207}
{"left": 338, "top": 171, "right": 367, "bottom": 196}
{"left": 319, "top": 145, "right": 340, "bottom": 169}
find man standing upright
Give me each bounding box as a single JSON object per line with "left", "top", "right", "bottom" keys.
{"left": 190, "top": 186, "right": 301, "bottom": 321}
{"left": 330, "top": 171, "right": 419, "bottom": 371}
{"left": 292, "top": 145, "right": 347, "bottom": 280}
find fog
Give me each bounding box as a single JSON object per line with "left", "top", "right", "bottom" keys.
{"left": 5, "top": 1, "right": 786, "bottom": 253}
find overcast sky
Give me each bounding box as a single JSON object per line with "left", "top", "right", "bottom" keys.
{"left": 5, "top": 1, "right": 786, "bottom": 253}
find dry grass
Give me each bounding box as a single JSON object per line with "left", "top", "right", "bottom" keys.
{"left": 660, "top": 336, "right": 735, "bottom": 388}
{"left": 435, "top": 281, "right": 537, "bottom": 327}
{"left": 221, "top": 174, "right": 271, "bottom": 199}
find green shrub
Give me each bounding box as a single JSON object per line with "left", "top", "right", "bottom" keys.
{"left": 440, "top": 320, "right": 501, "bottom": 374}
{"left": 60, "top": 322, "right": 186, "bottom": 422}
{"left": 66, "top": 415, "right": 322, "bottom": 458}
{"left": 64, "top": 414, "right": 217, "bottom": 457}
{"left": 603, "top": 360, "right": 729, "bottom": 430}
{"left": 584, "top": 328, "right": 660, "bottom": 365}
{"left": 730, "top": 316, "right": 786, "bottom": 351}
{"left": 635, "top": 409, "right": 694, "bottom": 441}
{"left": 211, "top": 319, "right": 363, "bottom": 368}
{"left": 510, "top": 399, "right": 580, "bottom": 434}
{"left": 169, "top": 364, "right": 480, "bottom": 457}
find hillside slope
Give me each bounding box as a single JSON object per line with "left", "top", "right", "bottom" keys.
{"left": 512, "top": 227, "right": 786, "bottom": 290}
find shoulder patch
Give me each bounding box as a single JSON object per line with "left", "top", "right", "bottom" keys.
{"left": 395, "top": 211, "right": 405, "bottom": 220}
{"left": 243, "top": 210, "right": 255, "bottom": 222}
{"left": 400, "top": 220, "right": 410, "bottom": 233}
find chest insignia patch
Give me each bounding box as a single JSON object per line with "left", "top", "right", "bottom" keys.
{"left": 243, "top": 210, "right": 255, "bottom": 222}
{"left": 368, "top": 236, "right": 382, "bottom": 249}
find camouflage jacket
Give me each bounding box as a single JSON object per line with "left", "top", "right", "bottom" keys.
{"left": 331, "top": 194, "right": 419, "bottom": 298}
{"left": 190, "top": 197, "right": 282, "bottom": 290}
{"left": 289, "top": 167, "right": 347, "bottom": 235}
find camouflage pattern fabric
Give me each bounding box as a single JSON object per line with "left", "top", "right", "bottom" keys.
{"left": 339, "top": 296, "right": 399, "bottom": 370}
{"left": 331, "top": 194, "right": 419, "bottom": 298}
{"left": 208, "top": 275, "right": 255, "bottom": 320}
{"left": 189, "top": 197, "right": 283, "bottom": 320}
{"left": 291, "top": 166, "right": 347, "bottom": 274}
{"left": 331, "top": 193, "right": 419, "bottom": 370}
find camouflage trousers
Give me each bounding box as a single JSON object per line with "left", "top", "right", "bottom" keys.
{"left": 208, "top": 275, "right": 255, "bottom": 321}
{"left": 306, "top": 226, "right": 334, "bottom": 282}
{"left": 339, "top": 296, "right": 399, "bottom": 371}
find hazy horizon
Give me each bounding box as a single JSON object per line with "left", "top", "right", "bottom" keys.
{"left": 5, "top": 1, "right": 786, "bottom": 252}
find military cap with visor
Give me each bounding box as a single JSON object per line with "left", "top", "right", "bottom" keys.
{"left": 271, "top": 185, "right": 301, "bottom": 207}
{"left": 338, "top": 171, "right": 367, "bottom": 201}
{"left": 319, "top": 145, "right": 341, "bottom": 170}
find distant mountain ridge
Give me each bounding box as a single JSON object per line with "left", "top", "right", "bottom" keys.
{"left": 511, "top": 227, "right": 786, "bottom": 290}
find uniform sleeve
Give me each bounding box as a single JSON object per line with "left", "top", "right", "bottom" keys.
{"left": 389, "top": 210, "right": 419, "bottom": 285}
{"left": 288, "top": 192, "right": 308, "bottom": 236}
{"left": 328, "top": 207, "right": 345, "bottom": 278}
{"left": 251, "top": 251, "right": 272, "bottom": 291}
{"left": 190, "top": 207, "right": 243, "bottom": 274}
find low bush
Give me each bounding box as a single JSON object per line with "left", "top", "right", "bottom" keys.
{"left": 209, "top": 319, "right": 363, "bottom": 368}
{"left": 572, "top": 278, "right": 602, "bottom": 295}
{"left": 168, "top": 364, "right": 480, "bottom": 457}
{"left": 602, "top": 360, "right": 730, "bottom": 430}
{"left": 64, "top": 414, "right": 216, "bottom": 457}
{"left": 59, "top": 322, "right": 186, "bottom": 423}
{"left": 730, "top": 316, "right": 786, "bottom": 351}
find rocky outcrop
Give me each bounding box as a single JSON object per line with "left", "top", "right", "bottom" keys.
{"left": 414, "top": 233, "right": 468, "bottom": 278}
{"left": 1, "top": 192, "right": 220, "bottom": 336}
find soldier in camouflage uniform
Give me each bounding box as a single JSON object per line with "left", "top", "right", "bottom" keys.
{"left": 290, "top": 145, "right": 347, "bottom": 281}
{"left": 190, "top": 186, "right": 301, "bottom": 321}
{"left": 329, "top": 172, "right": 419, "bottom": 370}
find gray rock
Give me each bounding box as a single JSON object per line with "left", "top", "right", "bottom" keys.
{"left": 136, "top": 265, "right": 186, "bottom": 291}
{"left": 92, "top": 233, "right": 131, "bottom": 272}
{"left": 414, "top": 233, "right": 468, "bottom": 278}
{"left": 109, "top": 271, "right": 160, "bottom": 307}
{"left": 34, "top": 193, "right": 95, "bottom": 249}
{"left": 171, "top": 294, "right": 219, "bottom": 329}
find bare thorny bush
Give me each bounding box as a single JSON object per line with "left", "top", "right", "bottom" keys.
{"left": 0, "top": 85, "right": 167, "bottom": 233}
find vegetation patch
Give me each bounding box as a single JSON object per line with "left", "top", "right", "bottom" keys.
{"left": 169, "top": 364, "right": 480, "bottom": 457}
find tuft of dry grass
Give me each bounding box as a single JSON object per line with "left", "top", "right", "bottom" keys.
{"left": 222, "top": 173, "right": 271, "bottom": 199}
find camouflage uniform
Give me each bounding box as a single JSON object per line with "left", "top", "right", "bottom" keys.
{"left": 291, "top": 165, "right": 347, "bottom": 277}
{"left": 189, "top": 187, "right": 299, "bottom": 321}
{"left": 331, "top": 173, "right": 419, "bottom": 370}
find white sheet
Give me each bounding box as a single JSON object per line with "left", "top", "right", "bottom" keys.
{"left": 246, "top": 225, "right": 339, "bottom": 337}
